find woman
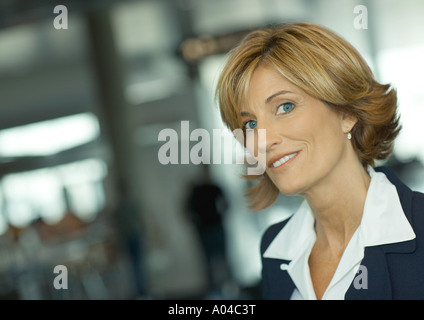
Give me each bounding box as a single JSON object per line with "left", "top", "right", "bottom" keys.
{"left": 215, "top": 22, "right": 424, "bottom": 299}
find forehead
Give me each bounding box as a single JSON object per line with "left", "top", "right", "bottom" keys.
{"left": 244, "top": 64, "right": 304, "bottom": 108}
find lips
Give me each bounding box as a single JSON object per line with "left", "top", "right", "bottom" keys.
{"left": 268, "top": 151, "right": 300, "bottom": 169}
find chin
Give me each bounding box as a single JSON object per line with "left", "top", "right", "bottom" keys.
{"left": 272, "top": 177, "right": 305, "bottom": 196}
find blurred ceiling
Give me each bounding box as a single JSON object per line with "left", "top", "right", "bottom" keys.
{"left": 0, "top": 0, "right": 131, "bottom": 130}
{"left": 0, "top": 0, "right": 130, "bottom": 175}
{"left": 0, "top": 0, "right": 255, "bottom": 131}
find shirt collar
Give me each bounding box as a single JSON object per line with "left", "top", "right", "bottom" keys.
{"left": 263, "top": 199, "right": 314, "bottom": 261}
{"left": 263, "top": 166, "right": 416, "bottom": 261}
{"left": 359, "top": 166, "right": 416, "bottom": 246}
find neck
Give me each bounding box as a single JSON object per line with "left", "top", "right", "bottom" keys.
{"left": 303, "top": 161, "right": 370, "bottom": 254}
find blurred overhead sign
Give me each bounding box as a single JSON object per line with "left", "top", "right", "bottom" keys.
{"left": 179, "top": 29, "right": 253, "bottom": 63}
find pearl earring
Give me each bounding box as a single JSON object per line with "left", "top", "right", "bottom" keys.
{"left": 347, "top": 132, "right": 352, "bottom": 140}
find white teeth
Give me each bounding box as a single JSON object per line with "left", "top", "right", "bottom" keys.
{"left": 273, "top": 153, "right": 297, "bottom": 168}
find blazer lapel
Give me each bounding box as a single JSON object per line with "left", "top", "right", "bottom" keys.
{"left": 261, "top": 258, "right": 296, "bottom": 300}
{"left": 345, "top": 246, "right": 392, "bottom": 299}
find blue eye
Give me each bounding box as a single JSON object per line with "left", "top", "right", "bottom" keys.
{"left": 244, "top": 120, "right": 257, "bottom": 130}
{"left": 277, "top": 102, "right": 294, "bottom": 114}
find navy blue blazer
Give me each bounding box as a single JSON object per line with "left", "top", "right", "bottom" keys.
{"left": 260, "top": 166, "right": 424, "bottom": 299}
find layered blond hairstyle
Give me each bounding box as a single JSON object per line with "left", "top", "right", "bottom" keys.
{"left": 215, "top": 22, "right": 401, "bottom": 211}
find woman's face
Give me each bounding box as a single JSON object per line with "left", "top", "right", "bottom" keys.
{"left": 243, "top": 64, "right": 355, "bottom": 196}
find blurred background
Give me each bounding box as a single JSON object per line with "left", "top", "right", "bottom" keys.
{"left": 0, "top": 0, "right": 423, "bottom": 300}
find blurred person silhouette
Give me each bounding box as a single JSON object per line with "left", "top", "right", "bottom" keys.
{"left": 113, "top": 177, "right": 147, "bottom": 299}
{"left": 186, "top": 165, "right": 232, "bottom": 297}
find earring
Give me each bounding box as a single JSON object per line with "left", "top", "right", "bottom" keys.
{"left": 347, "top": 132, "right": 352, "bottom": 140}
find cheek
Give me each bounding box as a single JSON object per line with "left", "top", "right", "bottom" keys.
{"left": 303, "top": 117, "right": 346, "bottom": 171}
{"left": 285, "top": 111, "right": 344, "bottom": 173}
{"left": 296, "top": 107, "right": 341, "bottom": 143}
{"left": 283, "top": 114, "right": 318, "bottom": 148}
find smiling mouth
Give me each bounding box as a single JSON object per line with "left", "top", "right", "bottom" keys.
{"left": 270, "top": 152, "right": 298, "bottom": 168}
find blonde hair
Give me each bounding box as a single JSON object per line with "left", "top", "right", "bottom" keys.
{"left": 215, "top": 22, "right": 401, "bottom": 211}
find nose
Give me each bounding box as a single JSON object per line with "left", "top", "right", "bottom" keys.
{"left": 259, "top": 120, "right": 283, "bottom": 152}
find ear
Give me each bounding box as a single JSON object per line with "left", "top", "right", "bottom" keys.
{"left": 341, "top": 112, "right": 357, "bottom": 134}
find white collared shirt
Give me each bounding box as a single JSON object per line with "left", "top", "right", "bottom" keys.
{"left": 263, "top": 166, "right": 416, "bottom": 300}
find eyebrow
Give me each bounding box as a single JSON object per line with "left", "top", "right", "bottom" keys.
{"left": 240, "top": 90, "right": 294, "bottom": 117}
{"left": 265, "top": 90, "right": 293, "bottom": 103}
